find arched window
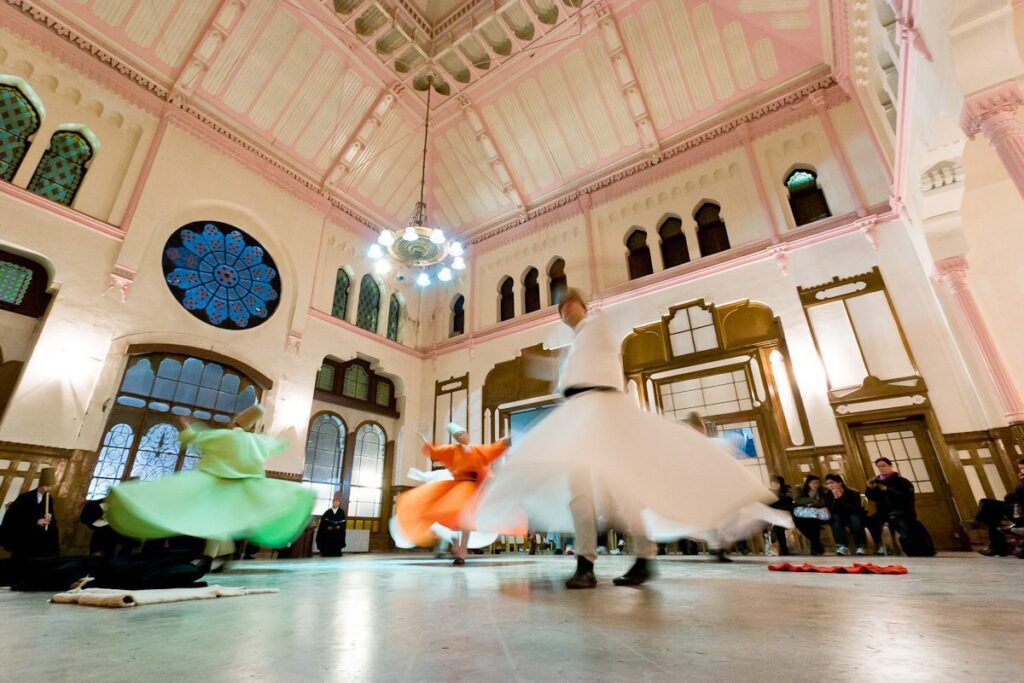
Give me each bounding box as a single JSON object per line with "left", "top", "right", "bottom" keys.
{"left": 658, "top": 217, "right": 690, "bottom": 269}
{"left": 522, "top": 267, "right": 540, "bottom": 314}
{"left": 548, "top": 258, "right": 567, "bottom": 306}
{"left": 0, "top": 83, "right": 42, "bottom": 182}
{"left": 451, "top": 294, "right": 465, "bottom": 337}
{"left": 303, "top": 414, "right": 346, "bottom": 514}
{"left": 786, "top": 169, "right": 831, "bottom": 226}
{"left": 626, "top": 229, "right": 653, "bottom": 280}
{"left": 28, "top": 130, "right": 93, "bottom": 206}
{"left": 85, "top": 352, "right": 263, "bottom": 499}
{"left": 355, "top": 274, "right": 380, "bottom": 332}
{"left": 350, "top": 423, "right": 386, "bottom": 518}
{"left": 0, "top": 248, "right": 52, "bottom": 317}
{"left": 342, "top": 364, "right": 370, "bottom": 401}
{"left": 695, "top": 202, "right": 730, "bottom": 256}
{"left": 386, "top": 294, "right": 401, "bottom": 342}
{"left": 498, "top": 276, "right": 514, "bottom": 322}
{"left": 332, "top": 269, "right": 350, "bottom": 320}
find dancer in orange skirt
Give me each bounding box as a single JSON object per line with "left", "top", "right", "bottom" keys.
{"left": 394, "top": 423, "right": 512, "bottom": 566}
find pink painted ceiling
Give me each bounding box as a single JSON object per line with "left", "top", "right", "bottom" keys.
{"left": 26, "top": 0, "right": 831, "bottom": 238}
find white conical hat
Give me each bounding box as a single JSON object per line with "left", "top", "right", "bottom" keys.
{"left": 446, "top": 422, "right": 466, "bottom": 437}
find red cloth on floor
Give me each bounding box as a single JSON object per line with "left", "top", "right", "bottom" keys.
{"left": 767, "top": 562, "right": 908, "bottom": 574}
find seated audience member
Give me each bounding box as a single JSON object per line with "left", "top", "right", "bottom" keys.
{"left": 824, "top": 474, "right": 867, "bottom": 556}
{"left": 866, "top": 457, "right": 935, "bottom": 556}
{"left": 793, "top": 475, "right": 828, "bottom": 555}
{"left": 767, "top": 475, "right": 794, "bottom": 556}
{"left": 975, "top": 458, "right": 1024, "bottom": 557}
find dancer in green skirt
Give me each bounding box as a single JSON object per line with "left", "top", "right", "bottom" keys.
{"left": 107, "top": 404, "right": 313, "bottom": 562}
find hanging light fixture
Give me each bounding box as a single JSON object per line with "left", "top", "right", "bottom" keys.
{"left": 368, "top": 76, "right": 465, "bottom": 287}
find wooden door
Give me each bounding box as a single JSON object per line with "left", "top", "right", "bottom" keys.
{"left": 851, "top": 420, "right": 962, "bottom": 550}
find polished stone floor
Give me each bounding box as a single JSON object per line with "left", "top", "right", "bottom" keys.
{"left": 1, "top": 552, "right": 1020, "bottom": 682}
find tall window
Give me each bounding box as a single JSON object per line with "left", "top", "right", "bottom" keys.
{"left": 548, "top": 258, "right": 567, "bottom": 306}
{"left": 342, "top": 364, "right": 370, "bottom": 401}
{"left": 451, "top": 294, "right": 465, "bottom": 337}
{"left": 695, "top": 202, "right": 730, "bottom": 256}
{"left": 28, "top": 130, "right": 93, "bottom": 207}
{"left": 658, "top": 217, "right": 690, "bottom": 269}
{"left": 386, "top": 294, "right": 401, "bottom": 342}
{"left": 498, "top": 276, "right": 514, "bottom": 322}
{"left": 303, "top": 414, "right": 346, "bottom": 514}
{"left": 355, "top": 274, "right": 380, "bottom": 332}
{"left": 522, "top": 267, "right": 540, "bottom": 314}
{"left": 0, "top": 248, "right": 51, "bottom": 317}
{"left": 350, "top": 423, "right": 386, "bottom": 518}
{"left": 86, "top": 353, "right": 262, "bottom": 499}
{"left": 626, "top": 229, "right": 653, "bottom": 280}
{"left": 332, "top": 269, "right": 350, "bottom": 320}
{"left": 786, "top": 169, "right": 831, "bottom": 226}
{"left": 0, "top": 83, "right": 42, "bottom": 182}
{"left": 668, "top": 304, "right": 719, "bottom": 357}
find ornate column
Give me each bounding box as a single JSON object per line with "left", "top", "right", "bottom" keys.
{"left": 961, "top": 81, "right": 1024, "bottom": 201}
{"left": 934, "top": 256, "right": 1024, "bottom": 422}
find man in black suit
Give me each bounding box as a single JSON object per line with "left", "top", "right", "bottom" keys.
{"left": 0, "top": 467, "right": 59, "bottom": 560}
{"left": 976, "top": 458, "right": 1024, "bottom": 557}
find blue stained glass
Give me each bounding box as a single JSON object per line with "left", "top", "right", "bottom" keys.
{"left": 163, "top": 221, "right": 281, "bottom": 330}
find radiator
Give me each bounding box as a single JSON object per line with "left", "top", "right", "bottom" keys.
{"left": 345, "top": 529, "right": 370, "bottom": 553}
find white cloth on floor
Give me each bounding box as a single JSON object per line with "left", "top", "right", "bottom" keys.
{"left": 50, "top": 585, "right": 278, "bottom": 608}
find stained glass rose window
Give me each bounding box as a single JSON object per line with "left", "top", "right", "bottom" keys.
{"left": 162, "top": 221, "right": 281, "bottom": 330}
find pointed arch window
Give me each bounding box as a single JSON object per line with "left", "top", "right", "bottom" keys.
{"left": 695, "top": 202, "right": 730, "bottom": 256}
{"left": 523, "top": 267, "right": 541, "bottom": 314}
{"left": 499, "top": 276, "right": 514, "bottom": 322}
{"left": 786, "top": 169, "right": 831, "bottom": 226}
{"left": 303, "top": 413, "right": 346, "bottom": 514}
{"left": 332, "top": 269, "right": 350, "bottom": 320}
{"left": 658, "top": 217, "right": 690, "bottom": 269}
{"left": 27, "top": 130, "right": 93, "bottom": 206}
{"left": 548, "top": 258, "right": 567, "bottom": 306}
{"left": 0, "top": 83, "right": 42, "bottom": 182}
{"left": 355, "top": 274, "right": 381, "bottom": 332}
{"left": 626, "top": 229, "right": 653, "bottom": 280}
{"left": 386, "top": 294, "right": 401, "bottom": 342}
{"left": 451, "top": 294, "right": 465, "bottom": 337}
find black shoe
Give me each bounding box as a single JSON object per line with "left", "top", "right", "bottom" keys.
{"left": 565, "top": 557, "right": 597, "bottom": 589}
{"left": 452, "top": 557, "right": 466, "bottom": 566}
{"left": 714, "top": 548, "right": 733, "bottom": 563}
{"left": 978, "top": 546, "right": 1008, "bottom": 557}
{"left": 613, "top": 558, "right": 651, "bottom": 586}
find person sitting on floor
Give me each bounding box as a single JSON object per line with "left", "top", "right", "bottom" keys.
{"left": 824, "top": 474, "right": 867, "bottom": 556}
{"left": 793, "top": 475, "right": 828, "bottom": 556}
{"left": 975, "top": 458, "right": 1024, "bottom": 557}
{"left": 865, "top": 457, "right": 934, "bottom": 556}
{"left": 81, "top": 496, "right": 139, "bottom": 558}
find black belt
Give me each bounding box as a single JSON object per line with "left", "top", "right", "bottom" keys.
{"left": 563, "top": 385, "right": 617, "bottom": 399}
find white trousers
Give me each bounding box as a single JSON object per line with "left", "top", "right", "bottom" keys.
{"left": 568, "top": 469, "right": 655, "bottom": 562}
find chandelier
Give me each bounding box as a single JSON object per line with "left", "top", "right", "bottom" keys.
{"left": 369, "top": 76, "right": 465, "bottom": 287}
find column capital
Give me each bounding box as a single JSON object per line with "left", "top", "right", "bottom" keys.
{"left": 961, "top": 81, "right": 1024, "bottom": 138}
{"left": 933, "top": 256, "right": 970, "bottom": 290}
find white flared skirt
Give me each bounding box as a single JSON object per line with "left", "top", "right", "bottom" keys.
{"left": 474, "top": 391, "right": 791, "bottom": 542}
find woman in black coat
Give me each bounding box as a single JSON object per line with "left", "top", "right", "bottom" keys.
{"left": 793, "top": 475, "right": 828, "bottom": 555}
{"left": 824, "top": 474, "right": 868, "bottom": 556}
{"left": 768, "top": 475, "right": 794, "bottom": 556}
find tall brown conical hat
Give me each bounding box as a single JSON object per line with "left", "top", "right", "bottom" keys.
{"left": 38, "top": 467, "right": 56, "bottom": 487}
{"left": 233, "top": 403, "right": 265, "bottom": 430}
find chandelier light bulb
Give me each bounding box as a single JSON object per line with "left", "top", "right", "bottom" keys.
{"left": 452, "top": 256, "right": 466, "bottom": 271}
{"left": 378, "top": 229, "right": 395, "bottom": 246}
{"left": 416, "top": 272, "right": 431, "bottom": 287}
{"left": 367, "top": 244, "right": 384, "bottom": 260}
{"left": 402, "top": 227, "right": 419, "bottom": 242}
{"left": 438, "top": 267, "right": 452, "bottom": 282}
{"left": 374, "top": 259, "right": 391, "bottom": 275}
{"left": 449, "top": 241, "right": 464, "bottom": 257}
{"left": 429, "top": 228, "right": 445, "bottom": 244}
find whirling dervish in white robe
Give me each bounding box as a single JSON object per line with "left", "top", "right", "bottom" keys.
{"left": 474, "top": 292, "right": 791, "bottom": 567}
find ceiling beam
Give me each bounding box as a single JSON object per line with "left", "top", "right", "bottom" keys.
{"left": 458, "top": 94, "right": 528, "bottom": 213}
{"left": 167, "top": 0, "right": 237, "bottom": 102}
{"left": 593, "top": 1, "right": 661, "bottom": 157}
{"left": 321, "top": 82, "right": 404, "bottom": 187}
